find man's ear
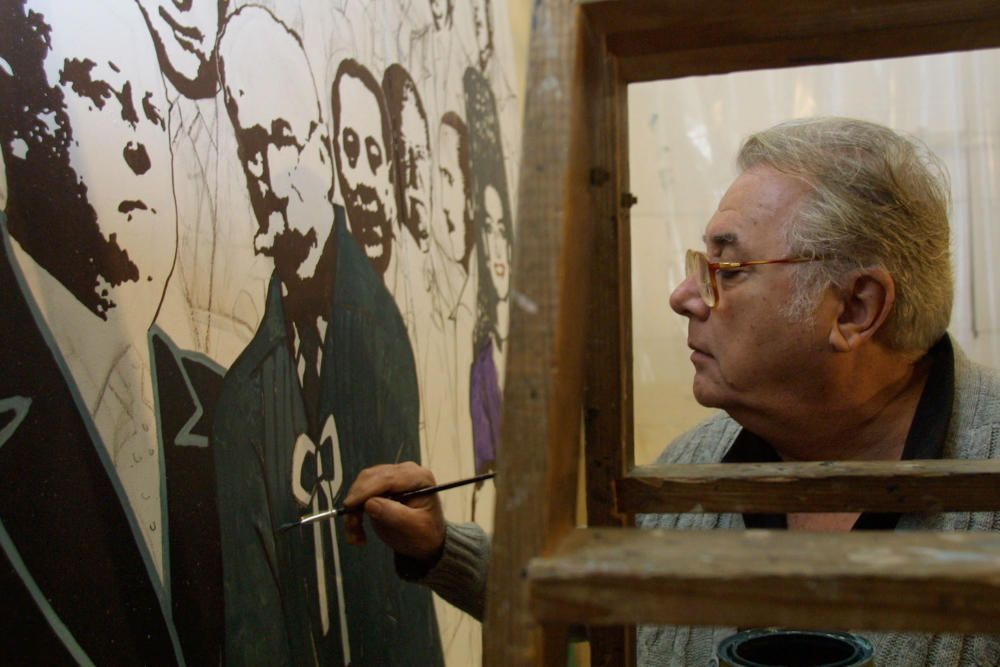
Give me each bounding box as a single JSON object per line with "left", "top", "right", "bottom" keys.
{"left": 828, "top": 268, "right": 895, "bottom": 353}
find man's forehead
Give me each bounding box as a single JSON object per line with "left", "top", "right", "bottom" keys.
{"left": 702, "top": 204, "right": 756, "bottom": 251}
{"left": 339, "top": 75, "right": 381, "bottom": 121}
{"left": 228, "top": 66, "right": 315, "bottom": 137}
{"left": 702, "top": 213, "right": 787, "bottom": 256}
{"left": 400, "top": 101, "right": 428, "bottom": 142}
{"left": 702, "top": 167, "right": 807, "bottom": 253}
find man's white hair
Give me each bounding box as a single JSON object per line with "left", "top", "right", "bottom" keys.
{"left": 738, "top": 117, "right": 953, "bottom": 355}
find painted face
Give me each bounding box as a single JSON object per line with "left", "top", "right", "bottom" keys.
{"left": 669, "top": 165, "right": 835, "bottom": 419}
{"left": 428, "top": 0, "right": 451, "bottom": 30}
{"left": 42, "top": 2, "right": 174, "bottom": 323}
{"left": 482, "top": 184, "right": 510, "bottom": 300}
{"left": 434, "top": 122, "right": 466, "bottom": 263}
{"left": 336, "top": 73, "right": 394, "bottom": 273}
{"left": 472, "top": 0, "right": 494, "bottom": 69}
{"left": 220, "top": 9, "right": 331, "bottom": 280}
{"left": 134, "top": 0, "right": 223, "bottom": 97}
{"left": 397, "top": 89, "right": 431, "bottom": 251}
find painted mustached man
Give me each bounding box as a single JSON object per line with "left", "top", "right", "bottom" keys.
{"left": 214, "top": 12, "right": 443, "bottom": 665}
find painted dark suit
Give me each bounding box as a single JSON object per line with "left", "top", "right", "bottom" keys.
{"left": 212, "top": 209, "right": 444, "bottom": 666}
{"left": 151, "top": 326, "right": 227, "bottom": 665}
{"left": 0, "top": 214, "right": 180, "bottom": 664}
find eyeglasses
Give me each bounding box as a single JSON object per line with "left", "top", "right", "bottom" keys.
{"left": 685, "top": 249, "right": 820, "bottom": 308}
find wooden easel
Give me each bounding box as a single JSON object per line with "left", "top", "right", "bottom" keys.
{"left": 485, "top": 2, "right": 1000, "bottom": 665}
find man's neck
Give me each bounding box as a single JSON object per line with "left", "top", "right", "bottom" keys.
{"left": 745, "top": 350, "right": 932, "bottom": 463}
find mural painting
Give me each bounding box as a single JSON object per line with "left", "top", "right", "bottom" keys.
{"left": 0, "top": 0, "right": 521, "bottom": 664}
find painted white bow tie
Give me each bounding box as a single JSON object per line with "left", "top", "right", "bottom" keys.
{"left": 290, "top": 415, "right": 351, "bottom": 662}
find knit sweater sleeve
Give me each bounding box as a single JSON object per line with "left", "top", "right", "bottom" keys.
{"left": 396, "top": 522, "right": 490, "bottom": 621}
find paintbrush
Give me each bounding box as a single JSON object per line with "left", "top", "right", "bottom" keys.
{"left": 279, "top": 471, "right": 495, "bottom": 532}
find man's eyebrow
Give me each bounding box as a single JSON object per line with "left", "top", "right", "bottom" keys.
{"left": 703, "top": 231, "right": 739, "bottom": 248}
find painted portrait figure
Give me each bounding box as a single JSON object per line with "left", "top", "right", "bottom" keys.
{"left": 420, "top": 109, "right": 479, "bottom": 517}
{"left": 214, "top": 8, "right": 444, "bottom": 665}
{"left": 434, "top": 111, "right": 475, "bottom": 274}
{"left": 0, "top": 0, "right": 182, "bottom": 661}
{"left": 332, "top": 58, "right": 396, "bottom": 277}
{"left": 215, "top": 7, "right": 346, "bottom": 664}
{"left": 464, "top": 67, "right": 513, "bottom": 492}
{"left": 381, "top": 63, "right": 442, "bottom": 468}
{"left": 384, "top": 63, "right": 434, "bottom": 253}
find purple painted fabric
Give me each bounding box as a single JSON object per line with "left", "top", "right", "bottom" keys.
{"left": 470, "top": 338, "right": 502, "bottom": 474}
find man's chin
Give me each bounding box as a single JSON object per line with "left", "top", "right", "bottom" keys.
{"left": 691, "top": 377, "right": 727, "bottom": 410}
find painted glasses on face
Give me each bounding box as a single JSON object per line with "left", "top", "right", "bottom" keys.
{"left": 685, "top": 249, "right": 820, "bottom": 308}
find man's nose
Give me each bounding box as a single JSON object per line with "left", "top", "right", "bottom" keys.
{"left": 123, "top": 141, "right": 151, "bottom": 175}
{"left": 669, "top": 274, "right": 709, "bottom": 320}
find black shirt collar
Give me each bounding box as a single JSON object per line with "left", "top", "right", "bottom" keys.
{"left": 723, "top": 335, "right": 955, "bottom": 530}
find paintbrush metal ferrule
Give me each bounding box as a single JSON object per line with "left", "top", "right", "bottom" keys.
{"left": 281, "top": 471, "right": 495, "bottom": 532}
{"left": 298, "top": 507, "right": 341, "bottom": 527}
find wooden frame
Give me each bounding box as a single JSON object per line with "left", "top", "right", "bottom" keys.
{"left": 486, "top": 1, "right": 1000, "bottom": 665}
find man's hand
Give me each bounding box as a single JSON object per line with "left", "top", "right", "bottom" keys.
{"left": 342, "top": 462, "right": 446, "bottom": 563}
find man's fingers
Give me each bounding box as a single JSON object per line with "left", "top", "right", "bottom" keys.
{"left": 343, "top": 461, "right": 436, "bottom": 508}
{"left": 365, "top": 497, "right": 444, "bottom": 561}
{"left": 343, "top": 512, "right": 366, "bottom": 546}
{"left": 341, "top": 463, "right": 443, "bottom": 559}
{"left": 366, "top": 496, "right": 407, "bottom": 526}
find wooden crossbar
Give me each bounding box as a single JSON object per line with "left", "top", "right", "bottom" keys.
{"left": 581, "top": 0, "right": 1000, "bottom": 82}
{"left": 528, "top": 528, "right": 1000, "bottom": 633}
{"left": 616, "top": 460, "right": 1000, "bottom": 514}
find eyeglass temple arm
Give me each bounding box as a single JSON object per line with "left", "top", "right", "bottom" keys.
{"left": 712, "top": 257, "right": 818, "bottom": 269}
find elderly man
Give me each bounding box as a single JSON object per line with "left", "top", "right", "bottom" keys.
{"left": 343, "top": 117, "right": 1000, "bottom": 666}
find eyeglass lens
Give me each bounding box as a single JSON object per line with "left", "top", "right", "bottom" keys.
{"left": 685, "top": 250, "right": 716, "bottom": 307}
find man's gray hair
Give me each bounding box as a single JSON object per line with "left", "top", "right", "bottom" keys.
{"left": 738, "top": 117, "right": 953, "bottom": 355}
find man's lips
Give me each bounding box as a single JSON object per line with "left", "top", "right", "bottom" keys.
{"left": 688, "top": 341, "right": 713, "bottom": 360}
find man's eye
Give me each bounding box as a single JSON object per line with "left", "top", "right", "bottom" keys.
{"left": 343, "top": 128, "right": 360, "bottom": 167}
{"left": 715, "top": 269, "right": 744, "bottom": 280}
{"left": 273, "top": 119, "right": 296, "bottom": 147}
{"left": 365, "top": 137, "right": 382, "bottom": 171}
{"left": 247, "top": 150, "right": 265, "bottom": 178}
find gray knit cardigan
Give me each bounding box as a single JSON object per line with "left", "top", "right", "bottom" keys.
{"left": 418, "top": 341, "right": 1000, "bottom": 666}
